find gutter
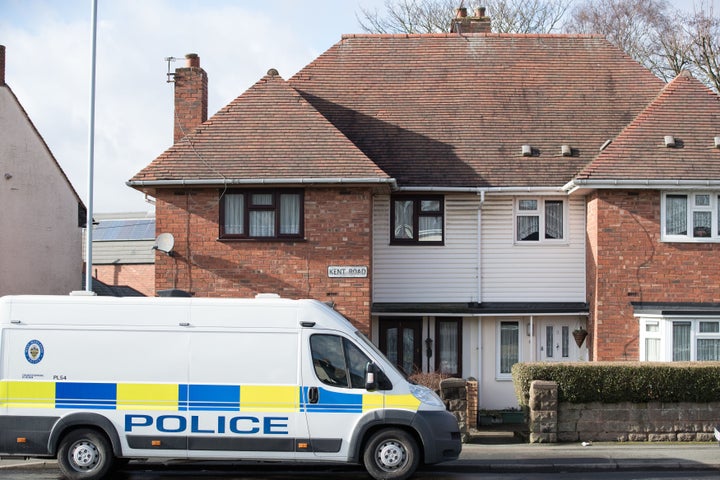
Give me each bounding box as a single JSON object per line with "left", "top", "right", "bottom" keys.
{"left": 564, "top": 178, "right": 720, "bottom": 194}
{"left": 127, "top": 177, "right": 400, "bottom": 190}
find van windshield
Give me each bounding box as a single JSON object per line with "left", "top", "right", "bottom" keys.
{"left": 354, "top": 330, "right": 407, "bottom": 380}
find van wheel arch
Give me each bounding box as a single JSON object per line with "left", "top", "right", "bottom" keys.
{"left": 49, "top": 413, "right": 123, "bottom": 457}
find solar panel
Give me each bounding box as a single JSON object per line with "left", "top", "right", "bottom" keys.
{"left": 93, "top": 219, "right": 155, "bottom": 241}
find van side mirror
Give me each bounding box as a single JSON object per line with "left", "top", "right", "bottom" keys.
{"left": 365, "top": 362, "right": 378, "bottom": 391}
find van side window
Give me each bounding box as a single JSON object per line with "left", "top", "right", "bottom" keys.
{"left": 310, "top": 334, "right": 369, "bottom": 389}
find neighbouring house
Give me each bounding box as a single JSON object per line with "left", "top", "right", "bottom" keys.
{"left": 0, "top": 45, "right": 85, "bottom": 296}
{"left": 129, "top": 11, "right": 720, "bottom": 409}
{"left": 82, "top": 212, "right": 155, "bottom": 296}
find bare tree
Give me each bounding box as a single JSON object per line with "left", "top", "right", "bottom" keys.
{"left": 566, "top": 0, "right": 684, "bottom": 81}
{"left": 684, "top": 3, "right": 720, "bottom": 92}
{"left": 356, "top": 0, "right": 571, "bottom": 34}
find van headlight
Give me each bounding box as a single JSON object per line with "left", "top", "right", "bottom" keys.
{"left": 409, "top": 384, "right": 445, "bottom": 408}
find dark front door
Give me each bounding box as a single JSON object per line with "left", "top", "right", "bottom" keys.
{"left": 379, "top": 317, "right": 422, "bottom": 375}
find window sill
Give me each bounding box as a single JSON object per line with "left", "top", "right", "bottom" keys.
{"left": 218, "top": 237, "right": 307, "bottom": 243}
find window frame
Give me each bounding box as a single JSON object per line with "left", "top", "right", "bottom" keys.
{"left": 219, "top": 189, "right": 304, "bottom": 240}
{"left": 390, "top": 195, "right": 445, "bottom": 245}
{"left": 496, "top": 319, "right": 521, "bottom": 380}
{"left": 661, "top": 192, "right": 720, "bottom": 242}
{"left": 434, "top": 317, "right": 462, "bottom": 377}
{"left": 639, "top": 317, "right": 720, "bottom": 361}
{"left": 513, "top": 197, "right": 567, "bottom": 244}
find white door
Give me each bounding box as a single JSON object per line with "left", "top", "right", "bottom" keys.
{"left": 538, "top": 320, "right": 585, "bottom": 362}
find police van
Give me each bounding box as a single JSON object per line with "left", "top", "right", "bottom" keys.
{"left": 0, "top": 294, "right": 461, "bottom": 480}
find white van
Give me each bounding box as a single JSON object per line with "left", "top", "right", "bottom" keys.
{"left": 0, "top": 294, "right": 461, "bottom": 480}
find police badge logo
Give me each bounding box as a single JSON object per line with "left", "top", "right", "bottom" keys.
{"left": 25, "top": 340, "right": 44, "bottom": 364}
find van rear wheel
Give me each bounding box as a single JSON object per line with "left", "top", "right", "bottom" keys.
{"left": 57, "top": 428, "right": 113, "bottom": 480}
{"left": 363, "top": 428, "right": 419, "bottom": 480}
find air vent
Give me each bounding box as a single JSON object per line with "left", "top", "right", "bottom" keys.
{"left": 521, "top": 144, "right": 532, "bottom": 157}
{"left": 714, "top": 137, "right": 720, "bottom": 148}
{"left": 561, "top": 145, "right": 572, "bottom": 157}
{"left": 664, "top": 135, "right": 676, "bottom": 148}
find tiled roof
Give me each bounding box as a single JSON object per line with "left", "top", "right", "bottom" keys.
{"left": 130, "top": 72, "right": 389, "bottom": 184}
{"left": 573, "top": 71, "right": 720, "bottom": 182}
{"left": 288, "top": 33, "right": 665, "bottom": 188}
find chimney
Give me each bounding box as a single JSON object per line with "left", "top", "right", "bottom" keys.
{"left": 0, "top": 45, "right": 6, "bottom": 86}
{"left": 173, "top": 53, "right": 208, "bottom": 143}
{"left": 450, "top": 6, "right": 491, "bottom": 34}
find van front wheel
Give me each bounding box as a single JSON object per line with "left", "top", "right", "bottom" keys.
{"left": 363, "top": 428, "right": 419, "bottom": 480}
{"left": 57, "top": 428, "right": 113, "bottom": 480}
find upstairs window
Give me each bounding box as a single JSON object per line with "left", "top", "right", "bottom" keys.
{"left": 220, "top": 189, "right": 303, "bottom": 239}
{"left": 390, "top": 195, "right": 444, "bottom": 245}
{"left": 663, "top": 193, "right": 720, "bottom": 241}
{"left": 515, "top": 198, "right": 565, "bottom": 243}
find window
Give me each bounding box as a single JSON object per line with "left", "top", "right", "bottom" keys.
{"left": 515, "top": 198, "right": 565, "bottom": 242}
{"left": 498, "top": 321, "right": 520, "bottom": 379}
{"left": 435, "top": 318, "right": 462, "bottom": 377}
{"left": 640, "top": 318, "right": 720, "bottom": 361}
{"left": 220, "top": 190, "right": 303, "bottom": 239}
{"left": 390, "top": 195, "right": 444, "bottom": 244}
{"left": 310, "top": 334, "right": 375, "bottom": 389}
{"left": 662, "top": 193, "right": 720, "bottom": 241}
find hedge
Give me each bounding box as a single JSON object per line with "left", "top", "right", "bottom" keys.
{"left": 512, "top": 362, "right": 720, "bottom": 407}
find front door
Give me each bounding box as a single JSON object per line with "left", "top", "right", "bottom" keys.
{"left": 539, "top": 320, "right": 584, "bottom": 362}
{"left": 379, "top": 317, "right": 422, "bottom": 375}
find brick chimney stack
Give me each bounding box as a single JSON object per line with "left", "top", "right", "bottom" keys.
{"left": 173, "top": 53, "right": 208, "bottom": 143}
{"left": 450, "top": 7, "right": 491, "bottom": 33}
{"left": 0, "top": 45, "right": 6, "bottom": 86}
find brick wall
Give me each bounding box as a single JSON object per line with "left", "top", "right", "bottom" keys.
{"left": 587, "top": 190, "right": 720, "bottom": 361}
{"left": 154, "top": 187, "right": 373, "bottom": 332}
{"left": 93, "top": 264, "right": 155, "bottom": 296}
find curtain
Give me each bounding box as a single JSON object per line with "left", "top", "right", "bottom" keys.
{"left": 645, "top": 338, "right": 661, "bottom": 361}
{"left": 697, "top": 339, "right": 720, "bottom": 361}
{"left": 279, "top": 194, "right": 300, "bottom": 235}
{"left": 545, "top": 201, "right": 563, "bottom": 239}
{"left": 419, "top": 216, "right": 442, "bottom": 241}
{"left": 500, "top": 322, "right": 519, "bottom": 374}
{"left": 666, "top": 195, "right": 687, "bottom": 235}
{"left": 517, "top": 216, "right": 539, "bottom": 241}
{"left": 250, "top": 211, "right": 274, "bottom": 237}
{"left": 394, "top": 200, "right": 414, "bottom": 239}
{"left": 224, "top": 194, "right": 244, "bottom": 234}
{"left": 438, "top": 321, "right": 458, "bottom": 374}
{"left": 673, "top": 322, "right": 691, "bottom": 361}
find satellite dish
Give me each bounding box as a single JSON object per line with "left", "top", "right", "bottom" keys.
{"left": 153, "top": 232, "right": 175, "bottom": 256}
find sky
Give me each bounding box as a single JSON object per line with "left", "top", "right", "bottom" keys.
{"left": 1, "top": 0, "right": 718, "bottom": 214}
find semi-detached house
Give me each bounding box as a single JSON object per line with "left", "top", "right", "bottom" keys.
{"left": 129, "top": 20, "right": 720, "bottom": 409}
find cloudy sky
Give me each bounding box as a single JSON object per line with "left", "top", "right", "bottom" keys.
{"left": 2, "top": 0, "right": 717, "bottom": 214}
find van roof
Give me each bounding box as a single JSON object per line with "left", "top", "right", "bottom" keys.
{"left": 0, "top": 295, "right": 354, "bottom": 331}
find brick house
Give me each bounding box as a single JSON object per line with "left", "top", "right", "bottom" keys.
{"left": 129, "top": 21, "right": 720, "bottom": 408}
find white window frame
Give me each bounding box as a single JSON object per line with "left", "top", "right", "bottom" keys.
{"left": 661, "top": 192, "right": 720, "bottom": 243}
{"left": 496, "top": 318, "right": 522, "bottom": 380}
{"left": 638, "top": 316, "right": 720, "bottom": 361}
{"left": 513, "top": 197, "right": 567, "bottom": 244}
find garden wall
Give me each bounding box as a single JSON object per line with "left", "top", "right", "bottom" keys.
{"left": 529, "top": 380, "right": 719, "bottom": 443}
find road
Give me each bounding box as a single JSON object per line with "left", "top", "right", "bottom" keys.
{"left": 2, "top": 465, "right": 720, "bottom": 480}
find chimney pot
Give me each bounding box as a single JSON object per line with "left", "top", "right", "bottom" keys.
{"left": 185, "top": 53, "right": 200, "bottom": 68}
{"left": 475, "top": 7, "right": 486, "bottom": 17}
{"left": 456, "top": 7, "right": 467, "bottom": 18}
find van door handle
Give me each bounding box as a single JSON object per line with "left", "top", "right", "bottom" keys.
{"left": 308, "top": 387, "right": 319, "bottom": 404}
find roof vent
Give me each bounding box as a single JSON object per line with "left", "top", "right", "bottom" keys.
{"left": 714, "top": 137, "right": 720, "bottom": 148}
{"left": 664, "top": 135, "right": 676, "bottom": 148}
{"left": 561, "top": 144, "right": 572, "bottom": 157}
{"left": 521, "top": 144, "right": 532, "bottom": 157}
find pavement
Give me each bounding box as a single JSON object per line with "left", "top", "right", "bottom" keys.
{"left": 2, "top": 441, "right": 720, "bottom": 474}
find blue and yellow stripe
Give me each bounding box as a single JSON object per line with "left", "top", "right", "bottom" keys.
{"left": 0, "top": 381, "right": 420, "bottom": 413}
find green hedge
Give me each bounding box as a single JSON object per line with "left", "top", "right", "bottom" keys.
{"left": 512, "top": 362, "right": 720, "bottom": 406}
